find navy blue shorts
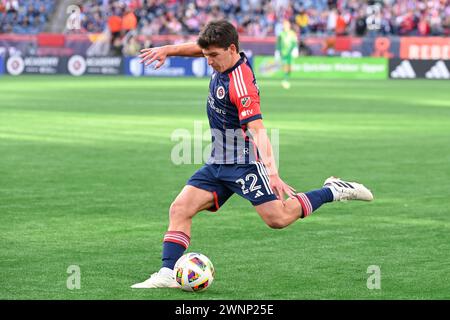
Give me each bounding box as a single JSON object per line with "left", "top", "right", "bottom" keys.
{"left": 187, "top": 162, "right": 278, "bottom": 211}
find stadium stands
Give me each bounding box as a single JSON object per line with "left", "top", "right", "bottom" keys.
{"left": 0, "top": 0, "right": 55, "bottom": 34}
{"left": 73, "top": 0, "right": 450, "bottom": 37}
{"left": 1, "top": 0, "right": 449, "bottom": 36}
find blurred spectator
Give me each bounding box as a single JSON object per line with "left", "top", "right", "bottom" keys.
{"left": 110, "top": 33, "right": 123, "bottom": 56}
{"left": 417, "top": 15, "right": 430, "bottom": 36}
{"left": 122, "top": 6, "right": 137, "bottom": 33}
{"left": 107, "top": 9, "right": 122, "bottom": 40}
{"left": 398, "top": 10, "right": 416, "bottom": 35}
{"left": 295, "top": 8, "right": 309, "bottom": 35}
{"left": 444, "top": 7, "right": 450, "bottom": 36}
{"left": 165, "top": 11, "right": 182, "bottom": 35}
{"left": 326, "top": 8, "right": 337, "bottom": 34}
{"left": 122, "top": 34, "right": 141, "bottom": 56}
{"left": 335, "top": 10, "right": 347, "bottom": 35}
{"left": 366, "top": 4, "right": 382, "bottom": 36}
{"left": 429, "top": 9, "right": 443, "bottom": 35}
{"left": 354, "top": 9, "right": 367, "bottom": 36}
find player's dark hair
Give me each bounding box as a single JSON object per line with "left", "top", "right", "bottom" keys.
{"left": 197, "top": 20, "right": 240, "bottom": 52}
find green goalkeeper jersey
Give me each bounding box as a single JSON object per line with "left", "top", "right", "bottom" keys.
{"left": 276, "top": 30, "right": 298, "bottom": 57}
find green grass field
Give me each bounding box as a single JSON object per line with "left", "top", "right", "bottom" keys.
{"left": 1, "top": 76, "right": 449, "bottom": 300}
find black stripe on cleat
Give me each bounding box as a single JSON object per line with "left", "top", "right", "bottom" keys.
{"left": 334, "top": 181, "right": 345, "bottom": 187}
{"left": 343, "top": 182, "right": 355, "bottom": 189}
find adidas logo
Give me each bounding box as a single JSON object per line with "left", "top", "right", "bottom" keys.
{"left": 254, "top": 190, "right": 265, "bottom": 199}
{"left": 391, "top": 60, "right": 416, "bottom": 78}
{"left": 425, "top": 61, "right": 450, "bottom": 79}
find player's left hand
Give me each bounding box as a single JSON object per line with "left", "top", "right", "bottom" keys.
{"left": 274, "top": 50, "right": 281, "bottom": 61}
{"left": 269, "top": 174, "right": 296, "bottom": 201}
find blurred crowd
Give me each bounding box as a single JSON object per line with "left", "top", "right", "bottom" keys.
{"left": 76, "top": 0, "right": 450, "bottom": 37}
{"left": 0, "top": 0, "right": 55, "bottom": 33}
{"left": 1, "top": 0, "right": 449, "bottom": 37}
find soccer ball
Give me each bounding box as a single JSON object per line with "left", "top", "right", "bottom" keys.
{"left": 174, "top": 252, "right": 215, "bottom": 292}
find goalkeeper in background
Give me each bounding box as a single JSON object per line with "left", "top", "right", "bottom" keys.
{"left": 275, "top": 20, "right": 299, "bottom": 89}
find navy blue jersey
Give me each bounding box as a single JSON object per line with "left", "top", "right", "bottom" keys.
{"left": 206, "top": 52, "right": 262, "bottom": 164}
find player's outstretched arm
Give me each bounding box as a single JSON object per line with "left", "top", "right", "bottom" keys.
{"left": 139, "top": 42, "right": 204, "bottom": 69}
{"left": 247, "top": 119, "right": 297, "bottom": 201}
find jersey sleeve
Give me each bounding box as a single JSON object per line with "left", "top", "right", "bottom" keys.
{"left": 228, "top": 64, "right": 262, "bottom": 126}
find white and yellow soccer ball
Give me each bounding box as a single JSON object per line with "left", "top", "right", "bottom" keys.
{"left": 174, "top": 252, "right": 215, "bottom": 292}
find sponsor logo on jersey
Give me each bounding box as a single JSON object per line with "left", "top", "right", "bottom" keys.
{"left": 241, "top": 109, "right": 253, "bottom": 117}
{"left": 241, "top": 96, "right": 251, "bottom": 108}
{"left": 216, "top": 86, "right": 225, "bottom": 99}
{"left": 208, "top": 93, "right": 226, "bottom": 115}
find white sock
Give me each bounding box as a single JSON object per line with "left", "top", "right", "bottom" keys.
{"left": 325, "top": 186, "right": 338, "bottom": 201}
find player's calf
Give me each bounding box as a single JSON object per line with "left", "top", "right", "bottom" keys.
{"left": 167, "top": 185, "right": 215, "bottom": 233}
{"left": 255, "top": 197, "right": 302, "bottom": 229}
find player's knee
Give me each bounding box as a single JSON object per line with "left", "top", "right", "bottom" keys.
{"left": 266, "top": 220, "right": 285, "bottom": 229}
{"left": 264, "top": 215, "right": 287, "bottom": 229}
{"left": 169, "top": 201, "right": 193, "bottom": 221}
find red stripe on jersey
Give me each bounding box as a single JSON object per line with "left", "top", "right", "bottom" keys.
{"left": 233, "top": 67, "right": 245, "bottom": 97}
{"left": 228, "top": 63, "right": 262, "bottom": 123}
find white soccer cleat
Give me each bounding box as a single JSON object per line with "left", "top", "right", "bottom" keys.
{"left": 323, "top": 176, "right": 374, "bottom": 201}
{"left": 131, "top": 268, "right": 180, "bottom": 289}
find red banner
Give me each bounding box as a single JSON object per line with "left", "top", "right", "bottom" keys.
{"left": 400, "top": 37, "right": 450, "bottom": 60}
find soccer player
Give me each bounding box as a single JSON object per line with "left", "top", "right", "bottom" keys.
{"left": 275, "top": 20, "right": 299, "bottom": 89}
{"left": 131, "top": 20, "right": 373, "bottom": 288}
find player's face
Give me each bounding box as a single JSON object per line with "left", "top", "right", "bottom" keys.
{"left": 202, "top": 45, "right": 236, "bottom": 73}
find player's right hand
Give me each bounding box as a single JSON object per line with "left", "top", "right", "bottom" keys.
{"left": 139, "top": 47, "right": 167, "bottom": 69}
{"left": 269, "top": 174, "right": 297, "bottom": 201}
